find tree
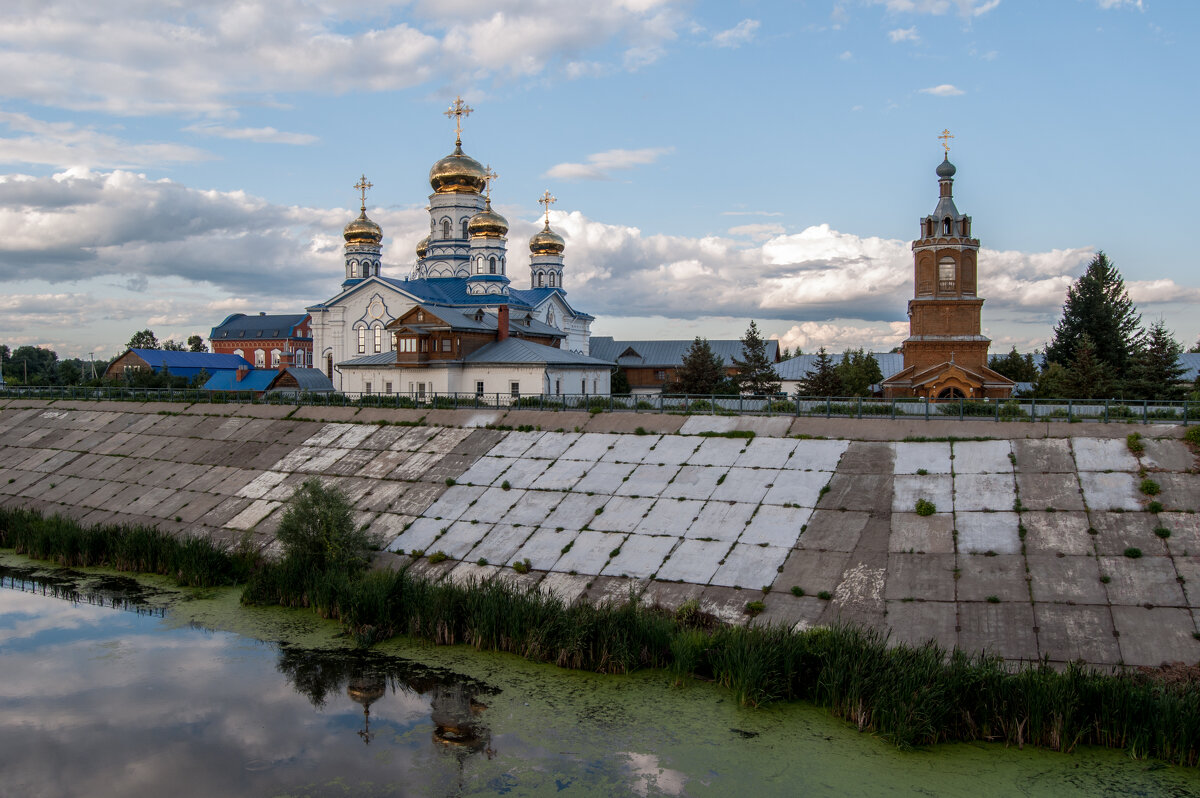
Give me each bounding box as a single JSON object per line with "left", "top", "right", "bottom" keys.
{"left": 1059, "top": 335, "right": 1116, "bottom": 399}
{"left": 275, "top": 478, "right": 372, "bottom": 573}
{"left": 834, "top": 348, "right": 883, "bottom": 396}
{"left": 126, "top": 329, "right": 159, "bottom": 350}
{"left": 188, "top": 335, "right": 208, "bottom": 353}
{"left": 732, "top": 321, "right": 780, "bottom": 395}
{"left": 1126, "top": 320, "right": 1187, "bottom": 400}
{"left": 57, "top": 360, "right": 82, "bottom": 385}
{"left": 1044, "top": 252, "right": 1143, "bottom": 380}
{"left": 665, "top": 337, "right": 727, "bottom": 394}
{"left": 162, "top": 339, "right": 186, "bottom": 351}
{"left": 797, "top": 347, "right": 844, "bottom": 397}
{"left": 6, "top": 345, "right": 58, "bottom": 384}
{"left": 610, "top": 367, "right": 630, "bottom": 395}
{"left": 988, "top": 346, "right": 1038, "bottom": 383}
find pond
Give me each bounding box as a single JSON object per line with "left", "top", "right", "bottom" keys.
{"left": 2, "top": 554, "right": 1199, "bottom": 797}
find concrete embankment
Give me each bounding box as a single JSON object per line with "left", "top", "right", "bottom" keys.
{"left": 1, "top": 397, "right": 1198, "bottom": 668}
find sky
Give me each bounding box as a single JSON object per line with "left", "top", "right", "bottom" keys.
{"left": 0, "top": 0, "right": 1197, "bottom": 361}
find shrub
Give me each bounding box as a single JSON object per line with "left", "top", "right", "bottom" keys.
{"left": 1155, "top": 527, "right": 1172, "bottom": 539}
{"left": 745, "top": 600, "right": 766, "bottom": 616}
{"left": 272, "top": 478, "right": 372, "bottom": 574}
{"left": 1140, "top": 479, "right": 1161, "bottom": 496}
{"left": 445, "top": 478, "right": 456, "bottom": 486}
{"left": 1185, "top": 426, "right": 1200, "bottom": 446}
{"left": 1126, "top": 433, "right": 1145, "bottom": 455}
{"left": 817, "top": 590, "right": 832, "bottom": 600}
{"left": 790, "top": 586, "right": 804, "bottom": 597}
{"left": 512, "top": 558, "right": 532, "bottom": 574}
{"left": 914, "top": 499, "right": 937, "bottom": 516}
{"left": 1124, "top": 547, "right": 1143, "bottom": 559}
{"left": 501, "top": 480, "right": 512, "bottom": 491}
{"left": 1148, "top": 501, "right": 1164, "bottom": 514}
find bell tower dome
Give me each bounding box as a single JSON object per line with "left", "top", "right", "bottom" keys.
{"left": 529, "top": 190, "right": 566, "bottom": 291}
{"left": 342, "top": 174, "right": 382, "bottom": 290}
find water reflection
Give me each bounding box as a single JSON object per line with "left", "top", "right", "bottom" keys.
{"left": 0, "top": 562, "right": 166, "bottom": 617}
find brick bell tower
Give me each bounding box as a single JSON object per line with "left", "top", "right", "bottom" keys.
{"left": 882, "top": 132, "right": 1013, "bottom": 399}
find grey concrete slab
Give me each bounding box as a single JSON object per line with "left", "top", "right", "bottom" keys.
{"left": 524, "top": 431, "right": 580, "bottom": 460}
{"left": 824, "top": 561, "right": 887, "bottom": 629}
{"left": 358, "top": 481, "right": 410, "bottom": 513}
{"left": 386, "top": 517, "right": 446, "bottom": 554}
{"left": 1142, "top": 438, "right": 1196, "bottom": 472}
{"left": 583, "top": 576, "right": 647, "bottom": 608}
{"left": 958, "top": 554, "right": 1029, "bottom": 601}
{"left": 958, "top": 601, "right": 1039, "bottom": 661}
{"left": 687, "top": 437, "right": 748, "bottom": 467}
{"left": 602, "top": 534, "right": 679, "bottom": 578}
{"left": 459, "top": 486, "right": 523, "bottom": 523}
{"left": 390, "top": 452, "right": 445, "bottom": 481}
{"left": 423, "top": 427, "right": 474, "bottom": 454}
{"left": 677, "top": 416, "right": 738, "bottom": 435}
{"left": 889, "top": 512, "right": 955, "bottom": 554}
{"left": 640, "top": 580, "right": 704, "bottom": 612}
{"left": 710, "top": 467, "right": 777, "bottom": 504}
{"left": 893, "top": 441, "right": 952, "bottom": 474}
{"left": 655, "top": 538, "right": 726, "bottom": 584}
{"left": 891, "top": 474, "right": 953, "bottom": 514}
{"left": 421, "top": 485, "right": 486, "bottom": 521}
{"left": 488, "top": 430, "right": 544, "bottom": 458}
{"left": 542, "top": 492, "right": 610, "bottom": 531}
{"left": 449, "top": 428, "right": 506, "bottom": 457}
{"left": 468, "top": 523, "right": 534, "bottom": 566}
{"left": 772, "top": 549, "right": 850, "bottom": 597}
{"left": 590, "top": 496, "right": 655, "bottom": 533}
{"left": 364, "top": 512, "right": 415, "bottom": 548}
{"left": 1161, "top": 512, "right": 1200, "bottom": 556}
{"left": 1016, "top": 473, "right": 1086, "bottom": 512}
{"left": 710, "top": 543, "right": 789, "bottom": 589}
{"left": 1100, "top": 555, "right": 1186, "bottom": 607}
{"left": 428, "top": 520, "right": 491, "bottom": 559}
{"left": 1072, "top": 438, "right": 1140, "bottom": 472}
{"left": 885, "top": 600, "right": 958, "bottom": 651}
{"left": 445, "top": 562, "right": 500, "bottom": 588}
{"left": 225, "top": 499, "right": 282, "bottom": 531}
{"left": 422, "top": 409, "right": 505, "bottom": 429}
{"left": 735, "top": 437, "right": 800, "bottom": 469}
{"left": 456, "top": 455, "right": 512, "bottom": 487}
{"left": 1111, "top": 606, "right": 1200, "bottom": 666}
{"left": 639, "top": 435, "right": 700, "bottom": 465}
{"left": 535, "top": 459, "right": 590, "bottom": 491}
{"left": 1090, "top": 512, "right": 1169, "bottom": 556}
{"left": 558, "top": 433, "right": 620, "bottom": 462}
{"left": 352, "top": 450, "right": 411, "bottom": 480}
{"left": 798, "top": 510, "right": 870, "bottom": 552}
{"left": 1027, "top": 554, "right": 1106, "bottom": 604}
{"left": 616, "top": 463, "right": 680, "bottom": 497}
{"left": 1078, "top": 471, "right": 1143, "bottom": 512}
{"left": 598, "top": 434, "right": 661, "bottom": 464}
{"left": 493, "top": 457, "right": 549, "bottom": 490}
{"left": 555, "top": 529, "right": 625, "bottom": 575}
{"left": 957, "top": 512, "right": 1021, "bottom": 555}
{"left": 761, "top": 469, "right": 830, "bottom": 508}
{"left": 885, "top": 553, "right": 957, "bottom": 601}
{"left": 512, "top": 527, "right": 578, "bottom": 571}
{"left": 422, "top": 453, "right": 477, "bottom": 484}
{"left": 1013, "top": 439, "right": 1076, "bottom": 473}
{"left": 820, "top": 472, "right": 891, "bottom": 513}
{"left": 785, "top": 439, "right": 850, "bottom": 472}
{"left": 661, "top": 465, "right": 725, "bottom": 500}
{"left": 699, "top": 586, "right": 762, "bottom": 626}
{"left": 125, "top": 486, "right": 179, "bottom": 516}
{"left": 504, "top": 489, "right": 567, "bottom": 527}
{"left": 197, "top": 497, "right": 252, "bottom": 529}
{"left": 1155, "top": 473, "right": 1200, "bottom": 513}
{"left": 538, "top": 572, "right": 591, "bottom": 604}
{"left": 954, "top": 473, "right": 1016, "bottom": 512}
{"left": 1021, "top": 511, "right": 1094, "bottom": 555}
{"left": 687, "top": 501, "right": 756, "bottom": 542}
{"left": 635, "top": 498, "right": 704, "bottom": 535}
{"left": 740, "top": 504, "right": 811, "bottom": 547}
{"left": 1034, "top": 604, "right": 1121, "bottom": 665}
{"left": 952, "top": 440, "right": 1014, "bottom": 473}
{"left": 323, "top": 449, "right": 376, "bottom": 476}
{"left": 571, "top": 461, "right": 636, "bottom": 495}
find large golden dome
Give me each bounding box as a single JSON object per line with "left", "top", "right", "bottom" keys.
{"left": 467, "top": 200, "right": 508, "bottom": 238}
{"left": 343, "top": 210, "right": 382, "bottom": 244}
{"left": 529, "top": 222, "right": 565, "bottom": 256}
{"left": 429, "top": 144, "right": 487, "bottom": 194}
{"left": 416, "top": 234, "right": 430, "bottom": 259}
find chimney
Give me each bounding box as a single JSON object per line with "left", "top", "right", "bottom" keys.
{"left": 236, "top": 365, "right": 249, "bottom": 382}
{"left": 497, "top": 304, "right": 509, "bottom": 342}
{"left": 279, "top": 351, "right": 294, "bottom": 372}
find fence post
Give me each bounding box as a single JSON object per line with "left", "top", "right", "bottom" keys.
{"left": 1143, "top": 400, "right": 1148, "bottom": 425}
{"left": 857, "top": 397, "right": 862, "bottom": 419}
{"left": 1104, "top": 399, "right": 1109, "bottom": 423}
{"left": 1068, "top": 400, "right": 1073, "bottom": 422}
{"left": 959, "top": 398, "right": 964, "bottom": 421}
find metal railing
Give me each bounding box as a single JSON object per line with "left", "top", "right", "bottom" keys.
{"left": 0, "top": 385, "right": 1196, "bottom": 424}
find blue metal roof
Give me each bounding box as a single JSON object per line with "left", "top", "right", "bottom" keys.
{"left": 201, "top": 369, "right": 277, "bottom": 391}
{"left": 513, "top": 287, "right": 595, "bottom": 320}
{"left": 377, "top": 277, "right": 536, "bottom": 309}
{"left": 774, "top": 352, "right": 905, "bottom": 381}
{"left": 210, "top": 313, "right": 309, "bottom": 341}
{"left": 130, "top": 349, "right": 252, "bottom": 373}
{"left": 590, "top": 338, "right": 780, "bottom": 368}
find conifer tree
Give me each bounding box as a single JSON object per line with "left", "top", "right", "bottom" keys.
{"left": 988, "top": 346, "right": 1038, "bottom": 382}
{"left": 1127, "top": 320, "right": 1187, "bottom": 400}
{"left": 797, "top": 347, "right": 844, "bottom": 397}
{"left": 1059, "top": 335, "right": 1115, "bottom": 399}
{"left": 834, "top": 348, "right": 884, "bottom": 396}
{"left": 1044, "top": 252, "right": 1143, "bottom": 379}
{"left": 732, "top": 321, "right": 780, "bottom": 395}
{"left": 667, "top": 337, "right": 727, "bottom": 394}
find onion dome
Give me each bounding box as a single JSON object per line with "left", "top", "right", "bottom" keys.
{"left": 343, "top": 210, "right": 382, "bottom": 244}
{"left": 416, "top": 234, "right": 430, "bottom": 259}
{"left": 467, "top": 200, "right": 508, "bottom": 238}
{"left": 429, "top": 143, "right": 487, "bottom": 194}
{"left": 529, "top": 222, "right": 565, "bottom": 256}
{"left": 936, "top": 156, "right": 956, "bottom": 179}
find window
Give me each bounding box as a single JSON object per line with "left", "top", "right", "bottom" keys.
{"left": 373, "top": 326, "right": 382, "bottom": 353}
{"left": 654, "top": 370, "right": 666, "bottom": 381}
{"left": 326, "top": 353, "right": 333, "bottom": 379}
{"left": 938, "top": 258, "right": 956, "bottom": 292}
{"left": 489, "top": 256, "right": 496, "bottom": 274}
{"left": 441, "top": 339, "right": 451, "bottom": 352}
{"left": 555, "top": 379, "right": 561, "bottom": 395}
{"left": 233, "top": 348, "right": 244, "bottom": 359}
{"left": 384, "top": 382, "right": 392, "bottom": 393}
{"left": 254, "top": 349, "right": 265, "bottom": 368}
{"left": 357, "top": 327, "right": 366, "bottom": 353}
{"left": 537, "top": 272, "right": 544, "bottom": 287}
{"left": 942, "top": 217, "right": 952, "bottom": 235}
{"left": 475, "top": 380, "right": 485, "bottom": 396}
{"left": 461, "top": 219, "right": 469, "bottom": 238}
{"left": 271, "top": 349, "right": 281, "bottom": 367}
{"left": 399, "top": 338, "right": 417, "bottom": 353}
{"left": 511, "top": 381, "right": 520, "bottom": 398}
{"left": 364, "top": 381, "right": 372, "bottom": 394}
{"left": 442, "top": 219, "right": 451, "bottom": 238}
{"left": 593, "top": 379, "right": 597, "bottom": 394}
{"left": 419, "top": 338, "right": 428, "bottom": 353}
{"left": 417, "top": 383, "right": 426, "bottom": 399}
{"left": 549, "top": 272, "right": 556, "bottom": 288}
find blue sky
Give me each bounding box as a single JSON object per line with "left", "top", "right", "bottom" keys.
{"left": 0, "top": 0, "right": 1195, "bottom": 359}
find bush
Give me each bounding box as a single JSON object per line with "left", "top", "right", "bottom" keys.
{"left": 272, "top": 478, "right": 372, "bottom": 574}
{"left": 790, "top": 586, "right": 804, "bottom": 597}
{"left": 914, "top": 499, "right": 937, "bottom": 516}
{"left": 512, "top": 558, "right": 532, "bottom": 574}
{"left": 745, "top": 600, "right": 766, "bottom": 616}
{"left": 1140, "top": 479, "right": 1161, "bottom": 496}
{"left": 1124, "top": 547, "right": 1143, "bottom": 559}
{"left": 1185, "top": 426, "right": 1200, "bottom": 446}
{"left": 1126, "top": 433, "right": 1145, "bottom": 455}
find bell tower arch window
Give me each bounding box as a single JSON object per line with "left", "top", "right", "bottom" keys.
{"left": 489, "top": 256, "right": 496, "bottom": 274}
{"left": 938, "top": 257, "right": 956, "bottom": 292}
{"left": 942, "top": 217, "right": 952, "bottom": 236}
{"left": 442, "top": 219, "right": 451, "bottom": 238}
{"left": 549, "top": 272, "right": 556, "bottom": 288}
{"left": 461, "top": 219, "right": 469, "bottom": 238}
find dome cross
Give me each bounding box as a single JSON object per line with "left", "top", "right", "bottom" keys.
{"left": 444, "top": 96, "right": 473, "bottom": 145}
{"left": 354, "top": 174, "right": 373, "bottom": 212}
{"left": 483, "top": 165, "right": 497, "bottom": 201}
{"left": 938, "top": 128, "right": 954, "bottom": 154}
{"left": 538, "top": 190, "right": 557, "bottom": 226}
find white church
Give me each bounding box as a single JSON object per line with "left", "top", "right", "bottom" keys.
{"left": 308, "top": 99, "right": 612, "bottom": 399}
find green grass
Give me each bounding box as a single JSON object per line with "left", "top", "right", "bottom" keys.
{"left": 1124, "top": 547, "right": 1144, "bottom": 559}
{"left": 1185, "top": 427, "right": 1200, "bottom": 446}
{"left": 914, "top": 499, "right": 937, "bottom": 517}
{"left": 697, "top": 429, "right": 756, "bottom": 439}
{"left": 1140, "top": 479, "right": 1162, "bottom": 496}
{"left": 1126, "top": 432, "right": 1145, "bottom": 455}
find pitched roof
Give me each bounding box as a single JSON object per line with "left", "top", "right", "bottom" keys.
{"left": 463, "top": 338, "right": 614, "bottom": 366}
{"left": 1179, "top": 353, "right": 1200, "bottom": 382}
{"left": 773, "top": 352, "right": 905, "bottom": 381}
{"left": 401, "top": 303, "right": 565, "bottom": 338}
{"left": 129, "top": 349, "right": 253, "bottom": 371}
{"left": 512, "top": 287, "right": 595, "bottom": 320}
{"left": 376, "top": 277, "right": 536, "bottom": 309}
{"left": 273, "top": 367, "right": 335, "bottom": 392}
{"left": 589, "top": 337, "right": 780, "bottom": 368}
{"left": 200, "top": 369, "right": 277, "bottom": 391}
{"left": 210, "top": 313, "right": 309, "bottom": 340}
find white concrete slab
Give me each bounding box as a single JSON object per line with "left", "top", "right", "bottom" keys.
{"left": 538, "top": 572, "right": 590, "bottom": 603}
{"left": 422, "top": 485, "right": 487, "bottom": 521}
{"left": 423, "top": 427, "right": 473, "bottom": 453}
{"left": 303, "top": 423, "right": 355, "bottom": 447}
{"left": 394, "top": 426, "right": 442, "bottom": 450}
{"left": 524, "top": 432, "right": 581, "bottom": 460}
{"left": 535, "top": 459, "right": 591, "bottom": 491}
{"left": 954, "top": 473, "right": 1017, "bottom": 512}
{"left": 446, "top": 562, "right": 500, "bottom": 588}
{"left": 956, "top": 511, "right": 1022, "bottom": 554}
{"left": 660, "top": 465, "right": 726, "bottom": 500}
{"left": 952, "top": 440, "right": 1014, "bottom": 473}
{"left": 512, "top": 527, "right": 578, "bottom": 571}
{"left": 386, "top": 517, "right": 446, "bottom": 554}
{"left": 640, "top": 436, "right": 701, "bottom": 465}
{"left": 740, "top": 504, "right": 812, "bottom": 546}
{"left": 333, "top": 424, "right": 376, "bottom": 449}
{"left": 430, "top": 520, "right": 491, "bottom": 559}
{"left": 1072, "top": 438, "right": 1140, "bottom": 472}
{"left": 1078, "top": 471, "right": 1143, "bottom": 511}
{"left": 543, "top": 493, "right": 610, "bottom": 530}
{"left": 495, "top": 458, "right": 550, "bottom": 489}
{"left": 616, "top": 463, "right": 680, "bottom": 497}
{"left": 785, "top": 439, "right": 850, "bottom": 472}
{"left": 468, "top": 523, "right": 534, "bottom": 566}
{"left": 590, "top": 496, "right": 655, "bottom": 533}
{"left": 710, "top": 467, "right": 778, "bottom": 504}
{"left": 893, "top": 442, "right": 953, "bottom": 475}
{"left": 762, "top": 469, "right": 831, "bottom": 508}
{"left": 599, "top": 434, "right": 662, "bottom": 464}
{"left": 456, "top": 456, "right": 512, "bottom": 487}
{"left": 237, "top": 470, "right": 287, "bottom": 499}
{"left": 734, "top": 437, "right": 801, "bottom": 469}
{"left": 710, "top": 544, "right": 789, "bottom": 589}
{"left": 554, "top": 530, "right": 625, "bottom": 574}
{"left": 488, "top": 430, "right": 545, "bottom": 458}
{"left": 655, "top": 538, "right": 727, "bottom": 584}
{"left": 678, "top": 416, "right": 739, "bottom": 435}
{"left": 274, "top": 446, "right": 319, "bottom": 472}
{"left": 459, "top": 486, "right": 524, "bottom": 522}
{"left": 573, "top": 462, "right": 637, "bottom": 495}
{"left": 224, "top": 499, "right": 281, "bottom": 531}
{"left": 602, "top": 534, "right": 679, "bottom": 578}
{"left": 687, "top": 501, "right": 757, "bottom": 541}
{"left": 560, "top": 433, "right": 621, "bottom": 461}
{"left": 390, "top": 452, "right": 443, "bottom": 481}
{"left": 687, "top": 437, "right": 747, "bottom": 467}
{"left": 892, "top": 474, "right": 953, "bottom": 514}
{"left": 366, "top": 512, "right": 415, "bottom": 548}
{"left": 636, "top": 498, "right": 705, "bottom": 535}
{"left": 504, "top": 490, "right": 567, "bottom": 527}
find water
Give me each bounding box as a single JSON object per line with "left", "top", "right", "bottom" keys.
{"left": 2, "top": 555, "right": 1199, "bottom": 798}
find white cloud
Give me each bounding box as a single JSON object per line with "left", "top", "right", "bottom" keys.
{"left": 710, "top": 19, "right": 760, "bottom": 48}
{"left": 0, "top": 110, "right": 211, "bottom": 168}
{"left": 1097, "top": 0, "right": 1143, "bottom": 9}
{"left": 874, "top": 0, "right": 1001, "bottom": 16}
{"left": 544, "top": 147, "right": 673, "bottom": 180}
{"left": 919, "top": 83, "right": 965, "bottom": 96}
{"left": 888, "top": 26, "right": 920, "bottom": 43}
{"left": 839, "top": 50, "right": 854, "bottom": 60}
{"left": 773, "top": 321, "right": 909, "bottom": 354}
{"left": 727, "top": 223, "right": 786, "bottom": 241}
{"left": 183, "top": 125, "right": 318, "bottom": 145}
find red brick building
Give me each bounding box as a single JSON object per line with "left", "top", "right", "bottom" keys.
{"left": 209, "top": 313, "right": 313, "bottom": 370}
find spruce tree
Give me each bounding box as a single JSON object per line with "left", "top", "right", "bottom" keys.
{"left": 797, "top": 347, "right": 844, "bottom": 397}
{"left": 1127, "top": 320, "right": 1186, "bottom": 400}
{"left": 668, "top": 337, "right": 727, "bottom": 394}
{"left": 988, "top": 346, "right": 1038, "bottom": 382}
{"left": 1060, "top": 335, "right": 1115, "bottom": 399}
{"left": 732, "top": 320, "right": 781, "bottom": 395}
{"left": 834, "top": 348, "right": 883, "bottom": 396}
{"left": 1044, "top": 252, "right": 1143, "bottom": 379}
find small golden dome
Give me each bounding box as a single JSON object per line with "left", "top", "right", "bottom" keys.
{"left": 416, "top": 234, "right": 430, "bottom": 259}
{"left": 429, "top": 144, "right": 487, "bottom": 194}
{"left": 467, "top": 200, "right": 508, "bottom": 238}
{"left": 529, "top": 222, "right": 565, "bottom": 256}
{"left": 344, "top": 210, "right": 382, "bottom": 244}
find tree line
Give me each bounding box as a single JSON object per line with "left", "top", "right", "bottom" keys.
{"left": 1, "top": 329, "right": 208, "bottom": 387}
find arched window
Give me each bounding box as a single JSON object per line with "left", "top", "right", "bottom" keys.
{"left": 443, "top": 219, "right": 451, "bottom": 238}
{"left": 233, "top": 348, "right": 244, "bottom": 360}
{"left": 325, "top": 353, "right": 333, "bottom": 379}
{"left": 271, "top": 349, "right": 281, "bottom": 367}
{"left": 489, "top": 256, "right": 496, "bottom": 274}
{"left": 549, "top": 272, "right": 556, "bottom": 288}
{"left": 357, "top": 326, "right": 366, "bottom": 354}
{"left": 938, "top": 257, "right": 956, "bottom": 292}
{"left": 943, "top": 217, "right": 952, "bottom": 235}
{"left": 373, "top": 326, "right": 382, "bottom": 353}
{"left": 476, "top": 258, "right": 484, "bottom": 275}
{"left": 537, "top": 272, "right": 544, "bottom": 288}
{"left": 254, "top": 349, "right": 265, "bottom": 368}
{"left": 461, "top": 219, "right": 469, "bottom": 238}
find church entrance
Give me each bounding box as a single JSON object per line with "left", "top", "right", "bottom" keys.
{"left": 937, "top": 387, "right": 966, "bottom": 399}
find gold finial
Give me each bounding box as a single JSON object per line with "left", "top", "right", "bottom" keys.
{"left": 354, "top": 174, "right": 373, "bottom": 212}
{"left": 483, "top": 165, "right": 497, "bottom": 201}
{"left": 444, "top": 96, "right": 473, "bottom": 146}
{"left": 538, "top": 189, "right": 557, "bottom": 227}
{"left": 938, "top": 128, "right": 954, "bottom": 155}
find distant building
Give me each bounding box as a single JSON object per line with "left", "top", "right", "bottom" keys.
{"left": 209, "top": 313, "right": 313, "bottom": 369}
{"left": 103, "top": 349, "right": 252, "bottom": 381}
{"left": 589, "top": 338, "right": 780, "bottom": 394}
{"left": 200, "top": 358, "right": 334, "bottom": 395}
{"left": 774, "top": 352, "right": 904, "bottom": 396}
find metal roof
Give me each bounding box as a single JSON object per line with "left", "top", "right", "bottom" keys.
{"left": 377, "top": 277, "right": 536, "bottom": 309}
{"left": 589, "top": 338, "right": 780, "bottom": 368}
{"left": 405, "top": 303, "right": 565, "bottom": 338}
{"left": 1178, "top": 353, "right": 1200, "bottom": 381}
{"left": 277, "top": 367, "right": 335, "bottom": 392}
{"left": 464, "top": 338, "right": 614, "bottom": 367}
{"left": 210, "top": 313, "right": 309, "bottom": 340}
{"left": 339, "top": 352, "right": 397, "bottom": 367}
{"left": 774, "top": 352, "right": 905, "bottom": 381}
{"left": 515, "top": 287, "right": 595, "bottom": 320}
{"left": 129, "top": 349, "right": 253, "bottom": 371}
{"left": 200, "top": 369, "right": 277, "bottom": 391}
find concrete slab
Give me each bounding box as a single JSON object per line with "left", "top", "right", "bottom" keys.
{"left": 958, "top": 554, "right": 1029, "bottom": 601}
{"left": 710, "top": 544, "right": 789, "bottom": 590}
{"left": 364, "top": 512, "right": 414, "bottom": 548}
{"left": 543, "top": 493, "right": 610, "bottom": 531}
{"left": 423, "top": 453, "right": 477, "bottom": 485}
{"left": 821, "top": 472, "right": 891, "bottom": 513}
{"left": 710, "top": 467, "right": 777, "bottom": 504}
{"left": 1027, "top": 554, "right": 1106, "bottom": 604}
{"left": 677, "top": 416, "right": 738, "bottom": 435}
{"left": 799, "top": 510, "right": 870, "bottom": 552}
{"left": 687, "top": 437, "right": 748, "bottom": 467}
{"left": 889, "top": 512, "right": 955, "bottom": 554}
{"left": 1072, "top": 438, "right": 1140, "bottom": 472}
{"left": 956, "top": 512, "right": 1022, "bottom": 555}
{"left": 661, "top": 465, "right": 725, "bottom": 501}
{"left": 524, "top": 459, "right": 585, "bottom": 491}
{"left": 893, "top": 441, "right": 952, "bottom": 474}
{"left": 686, "top": 501, "right": 756, "bottom": 542}
{"left": 635, "top": 498, "right": 704, "bottom": 535}
{"left": 493, "top": 457, "right": 549, "bottom": 490}
{"left": 699, "top": 586, "right": 763, "bottom": 626}
{"left": 449, "top": 428, "right": 507, "bottom": 458}
{"left": 602, "top": 534, "right": 679, "bottom": 578}
{"left": 954, "top": 473, "right": 1016, "bottom": 512}
{"left": 554, "top": 529, "right": 625, "bottom": 574}
{"left": 459, "top": 486, "right": 523, "bottom": 522}
{"left": 885, "top": 553, "right": 957, "bottom": 601}
{"left": 456, "top": 456, "right": 512, "bottom": 487}
{"left": 885, "top": 600, "right": 958, "bottom": 651}
{"left": 512, "top": 527, "right": 578, "bottom": 571}
{"left": 571, "top": 461, "right": 637, "bottom": 495}
{"left": 1142, "top": 438, "right": 1196, "bottom": 472}
{"left": 1090, "top": 512, "right": 1169, "bottom": 556}
{"left": 504, "top": 489, "right": 567, "bottom": 527}
{"left": 640, "top": 580, "right": 704, "bottom": 612}
{"left": 615, "top": 463, "right": 679, "bottom": 497}
{"left": 225, "top": 499, "right": 282, "bottom": 531}
{"left": 538, "top": 572, "right": 591, "bottom": 604}
{"left": 1155, "top": 473, "right": 1200, "bottom": 513}
{"left": 422, "top": 427, "right": 474, "bottom": 454}
{"left": 590, "top": 496, "right": 654, "bottom": 533}
{"left": 761, "top": 469, "right": 830, "bottom": 508}
{"left": 891, "top": 474, "right": 953, "bottom": 514}
{"left": 640, "top": 436, "right": 700, "bottom": 465}
{"left": 422, "top": 409, "right": 505, "bottom": 428}
{"left": 197, "top": 497, "right": 252, "bottom": 529}
{"left": 488, "top": 430, "right": 544, "bottom": 458}
{"left": 952, "top": 440, "right": 1014, "bottom": 473}
{"left": 1034, "top": 604, "right": 1121, "bottom": 665}
{"left": 740, "top": 504, "right": 811, "bottom": 547}
{"left": 524, "top": 431, "right": 580, "bottom": 460}
{"left": 958, "top": 602, "right": 1039, "bottom": 661}
{"left": 1078, "top": 471, "right": 1143, "bottom": 512}
{"left": 468, "top": 523, "right": 533, "bottom": 566}
{"left": 390, "top": 452, "right": 447, "bottom": 481}
{"left": 386, "top": 517, "right": 446, "bottom": 554}
{"left": 1111, "top": 606, "right": 1200, "bottom": 667}
{"left": 655, "top": 538, "right": 726, "bottom": 584}
{"left": 352, "top": 451, "right": 411, "bottom": 480}
{"left": 559, "top": 433, "right": 621, "bottom": 462}
{"left": 786, "top": 439, "right": 850, "bottom": 472}
{"left": 1100, "top": 555, "right": 1186, "bottom": 607}
{"left": 421, "top": 485, "right": 486, "bottom": 521}
{"left": 427, "top": 520, "right": 491, "bottom": 559}
{"left": 358, "top": 481, "right": 410, "bottom": 513}
{"left": 1021, "top": 511, "right": 1093, "bottom": 555}
{"left": 598, "top": 434, "right": 661, "bottom": 464}
{"left": 1013, "top": 439, "right": 1076, "bottom": 473}
{"left": 1016, "top": 473, "right": 1086, "bottom": 512}
{"left": 735, "top": 437, "right": 801, "bottom": 469}
{"left": 583, "top": 576, "right": 647, "bottom": 608}
{"left": 1161, "top": 512, "right": 1200, "bottom": 555}
{"left": 445, "top": 562, "right": 500, "bottom": 588}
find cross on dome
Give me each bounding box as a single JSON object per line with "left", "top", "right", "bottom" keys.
{"left": 538, "top": 190, "right": 557, "bottom": 226}
{"left": 354, "top": 174, "right": 373, "bottom": 211}
{"left": 483, "top": 165, "right": 497, "bottom": 201}
{"left": 444, "top": 96, "right": 473, "bottom": 145}
{"left": 938, "top": 128, "right": 954, "bottom": 154}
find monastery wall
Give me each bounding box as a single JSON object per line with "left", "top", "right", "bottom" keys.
{"left": 2, "top": 397, "right": 1198, "bottom": 669}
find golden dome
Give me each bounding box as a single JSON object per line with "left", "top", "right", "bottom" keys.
{"left": 529, "top": 222, "right": 565, "bottom": 256}
{"left": 429, "top": 144, "right": 487, "bottom": 194}
{"left": 467, "top": 200, "right": 508, "bottom": 238}
{"left": 416, "top": 234, "right": 430, "bottom": 259}
{"left": 344, "top": 210, "right": 382, "bottom": 244}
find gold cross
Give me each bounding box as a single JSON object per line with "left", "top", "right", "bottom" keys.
{"left": 538, "top": 189, "right": 557, "bottom": 226}
{"left": 353, "top": 174, "right": 372, "bottom": 211}
{"left": 444, "top": 96, "right": 473, "bottom": 144}
{"left": 483, "top": 165, "right": 497, "bottom": 201}
{"left": 938, "top": 128, "right": 954, "bottom": 154}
